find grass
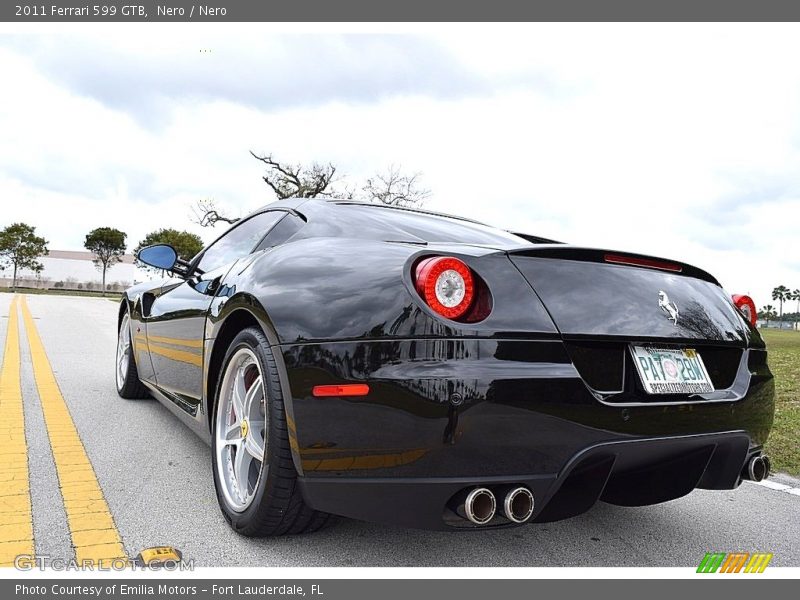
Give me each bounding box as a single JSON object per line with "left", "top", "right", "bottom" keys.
{"left": 0, "top": 286, "right": 123, "bottom": 299}
{"left": 761, "top": 329, "right": 800, "bottom": 476}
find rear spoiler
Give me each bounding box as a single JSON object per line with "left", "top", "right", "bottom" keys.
{"left": 509, "top": 232, "right": 564, "bottom": 245}
{"left": 507, "top": 245, "right": 720, "bottom": 286}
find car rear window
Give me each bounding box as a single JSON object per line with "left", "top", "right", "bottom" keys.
{"left": 338, "top": 204, "right": 529, "bottom": 246}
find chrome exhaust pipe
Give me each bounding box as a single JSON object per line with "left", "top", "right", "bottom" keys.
{"left": 464, "top": 487, "right": 496, "bottom": 525}
{"left": 744, "top": 455, "right": 768, "bottom": 482}
{"left": 502, "top": 486, "right": 534, "bottom": 523}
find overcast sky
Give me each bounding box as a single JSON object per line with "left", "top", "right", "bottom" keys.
{"left": 0, "top": 24, "right": 798, "bottom": 308}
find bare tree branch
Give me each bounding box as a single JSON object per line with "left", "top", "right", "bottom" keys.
{"left": 361, "top": 165, "right": 431, "bottom": 208}
{"left": 249, "top": 151, "right": 340, "bottom": 199}
{"left": 191, "top": 198, "right": 240, "bottom": 228}
{"left": 191, "top": 153, "right": 431, "bottom": 228}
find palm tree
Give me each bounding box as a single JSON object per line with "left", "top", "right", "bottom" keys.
{"left": 761, "top": 304, "right": 776, "bottom": 327}
{"left": 772, "top": 285, "right": 790, "bottom": 328}
{"left": 792, "top": 288, "right": 800, "bottom": 321}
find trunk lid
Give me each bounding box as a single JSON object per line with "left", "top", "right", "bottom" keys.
{"left": 508, "top": 246, "right": 751, "bottom": 345}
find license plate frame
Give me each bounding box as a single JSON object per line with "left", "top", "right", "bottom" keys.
{"left": 629, "top": 346, "right": 715, "bottom": 395}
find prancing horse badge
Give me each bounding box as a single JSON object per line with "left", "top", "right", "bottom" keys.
{"left": 658, "top": 290, "right": 679, "bottom": 325}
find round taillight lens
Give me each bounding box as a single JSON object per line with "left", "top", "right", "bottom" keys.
{"left": 732, "top": 294, "right": 757, "bottom": 327}
{"left": 415, "top": 256, "right": 475, "bottom": 320}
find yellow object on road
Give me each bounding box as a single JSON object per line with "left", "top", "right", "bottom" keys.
{"left": 136, "top": 545, "right": 182, "bottom": 566}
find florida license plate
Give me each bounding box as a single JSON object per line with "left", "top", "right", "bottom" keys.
{"left": 630, "top": 346, "right": 715, "bottom": 394}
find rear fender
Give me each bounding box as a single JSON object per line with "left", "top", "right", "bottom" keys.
{"left": 205, "top": 292, "right": 303, "bottom": 475}
{"left": 221, "top": 238, "right": 558, "bottom": 345}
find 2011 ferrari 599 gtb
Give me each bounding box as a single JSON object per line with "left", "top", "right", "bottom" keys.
{"left": 118, "top": 198, "right": 774, "bottom": 536}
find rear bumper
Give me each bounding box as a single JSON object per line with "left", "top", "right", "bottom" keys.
{"left": 299, "top": 431, "right": 755, "bottom": 530}
{"left": 282, "top": 337, "right": 774, "bottom": 529}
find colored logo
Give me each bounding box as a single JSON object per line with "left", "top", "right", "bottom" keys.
{"left": 662, "top": 358, "right": 679, "bottom": 379}
{"left": 697, "top": 552, "right": 773, "bottom": 573}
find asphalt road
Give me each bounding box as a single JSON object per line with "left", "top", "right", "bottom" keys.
{"left": 1, "top": 292, "right": 799, "bottom": 568}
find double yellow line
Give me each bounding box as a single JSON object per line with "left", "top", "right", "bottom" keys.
{"left": 0, "top": 295, "right": 125, "bottom": 567}
{"left": 0, "top": 297, "right": 32, "bottom": 565}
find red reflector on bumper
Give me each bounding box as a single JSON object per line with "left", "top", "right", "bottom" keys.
{"left": 604, "top": 253, "right": 683, "bottom": 273}
{"left": 312, "top": 384, "right": 370, "bottom": 397}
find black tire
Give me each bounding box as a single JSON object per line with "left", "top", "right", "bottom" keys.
{"left": 116, "top": 306, "right": 150, "bottom": 399}
{"left": 211, "top": 326, "right": 332, "bottom": 537}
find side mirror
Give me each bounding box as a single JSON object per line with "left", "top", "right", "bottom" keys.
{"left": 137, "top": 244, "right": 178, "bottom": 271}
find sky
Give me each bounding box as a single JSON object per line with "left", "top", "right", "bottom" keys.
{"left": 0, "top": 23, "right": 798, "bottom": 308}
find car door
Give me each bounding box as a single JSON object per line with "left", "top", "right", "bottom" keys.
{"left": 144, "top": 210, "right": 288, "bottom": 415}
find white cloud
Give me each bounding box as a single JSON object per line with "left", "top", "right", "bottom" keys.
{"left": 0, "top": 24, "right": 798, "bottom": 307}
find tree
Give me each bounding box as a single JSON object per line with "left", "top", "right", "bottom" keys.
{"left": 362, "top": 165, "right": 431, "bottom": 208}
{"left": 191, "top": 152, "right": 430, "bottom": 228}
{"left": 135, "top": 228, "right": 204, "bottom": 273}
{"left": 791, "top": 289, "right": 800, "bottom": 321}
{"left": 0, "top": 223, "right": 49, "bottom": 290}
{"left": 191, "top": 198, "right": 240, "bottom": 228}
{"left": 250, "top": 151, "right": 339, "bottom": 199}
{"left": 84, "top": 227, "right": 127, "bottom": 297}
{"left": 191, "top": 198, "right": 237, "bottom": 228}
{"left": 772, "top": 285, "right": 790, "bottom": 328}
{"left": 759, "top": 305, "right": 777, "bottom": 327}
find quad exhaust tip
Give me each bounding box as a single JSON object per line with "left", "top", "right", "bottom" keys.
{"left": 503, "top": 487, "right": 535, "bottom": 523}
{"left": 464, "top": 487, "right": 496, "bottom": 525}
{"left": 745, "top": 455, "right": 770, "bottom": 482}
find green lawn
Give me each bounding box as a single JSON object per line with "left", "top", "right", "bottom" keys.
{"left": 761, "top": 329, "right": 800, "bottom": 476}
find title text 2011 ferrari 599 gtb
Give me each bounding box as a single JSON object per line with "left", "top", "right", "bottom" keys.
{"left": 118, "top": 198, "right": 774, "bottom": 536}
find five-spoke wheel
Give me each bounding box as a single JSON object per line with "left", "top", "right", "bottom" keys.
{"left": 116, "top": 312, "right": 132, "bottom": 390}
{"left": 210, "top": 327, "right": 331, "bottom": 536}
{"left": 214, "top": 348, "right": 267, "bottom": 511}
{"left": 115, "top": 307, "right": 148, "bottom": 399}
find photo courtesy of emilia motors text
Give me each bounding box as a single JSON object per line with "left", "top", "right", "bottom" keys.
{"left": 1, "top": 0, "right": 799, "bottom": 597}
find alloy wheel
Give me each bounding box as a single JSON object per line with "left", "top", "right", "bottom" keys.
{"left": 214, "top": 347, "right": 267, "bottom": 512}
{"left": 116, "top": 313, "right": 131, "bottom": 390}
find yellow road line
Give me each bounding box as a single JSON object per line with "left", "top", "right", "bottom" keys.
{"left": 20, "top": 296, "right": 126, "bottom": 567}
{"left": 0, "top": 296, "right": 34, "bottom": 567}
{"left": 142, "top": 340, "right": 202, "bottom": 367}
{"left": 144, "top": 334, "right": 204, "bottom": 349}
{"left": 135, "top": 334, "right": 202, "bottom": 366}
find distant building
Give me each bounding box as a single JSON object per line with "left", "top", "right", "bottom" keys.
{"left": 0, "top": 250, "right": 147, "bottom": 291}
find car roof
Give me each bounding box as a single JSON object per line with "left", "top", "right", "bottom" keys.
{"left": 253, "top": 197, "right": 489, "bottom": 224}
{"left": 245, "top": 198, "right": 557, "bottom": 249}
{"left": 323, "top": 198, "right": 491, "bottom": 226}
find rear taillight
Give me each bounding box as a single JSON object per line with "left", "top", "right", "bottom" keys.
{"left": 414, "top": 256, "right": 476, "bottom": 320}
{"left": 732, "top": 294, "right": 757, "bottom": 327}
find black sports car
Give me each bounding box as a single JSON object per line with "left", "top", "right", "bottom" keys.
{"left": 119, "top": 198, "right": 774, "bottom": 536}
